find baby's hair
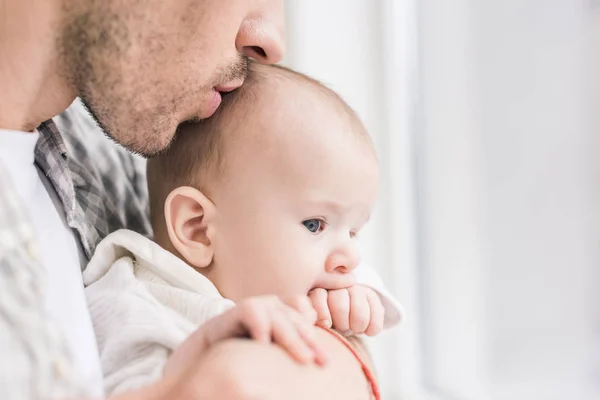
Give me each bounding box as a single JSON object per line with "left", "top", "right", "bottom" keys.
{"left": 147, "top": 62, "right": 372, "bottom": 233}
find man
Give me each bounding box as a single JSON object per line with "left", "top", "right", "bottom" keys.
{"left": 0, "top": 1, "right": 377, "bottom": 398}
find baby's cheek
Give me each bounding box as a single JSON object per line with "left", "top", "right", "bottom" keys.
{"left": 280, "top": 242, "right": 322, "bottom": 293}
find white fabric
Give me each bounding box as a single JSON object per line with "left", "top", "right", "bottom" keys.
{"left": 355, "top": 261, "right": 404, "bottom": 329}
{"left": 84, "top": 229, "right": 404, "bottom": 395}
{"left": 0, "top": 129, "right": 104, "bottom": 398}
{"left": 83, "top": 230, "right": 235, "bottom": 395}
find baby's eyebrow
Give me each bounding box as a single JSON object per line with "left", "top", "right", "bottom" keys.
{"left": 310, "top": 199, "right": 373, "bottom": 226}
{"left": 311, "top": 199, "right": 345, "bottom": 215}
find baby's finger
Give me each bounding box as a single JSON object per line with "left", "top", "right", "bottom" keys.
{"left": 285, "top": 295, "right": 318, "bottom": 324}
{"left": 237, "top": 298, "right": 272, "bottom": 344}
{"left": 364, "top": 290, "right": 385, "bottom": 336}
{"left": 327, "top": 289, "right": 351, "bottom": 332}
{"left": 272, "top": 309, "right": 315, "bottom": 364}
{"left": 292, "top": 315, "right": 328, "bottom": 366}
{"left": 201, "top": 307, "right": 250, "bottom": 346}
{"left": 308, "top": 288, "right": 332, "bottom": 328}
{"left": 349, "top": 287, "right": 371, "bottom": 334}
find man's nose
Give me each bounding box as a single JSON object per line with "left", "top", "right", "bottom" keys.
{"left": 325, "top": 242, "right": 361, "bottom": 275}
{"left": 236, "top": 1, "right": 285, "bottom": 64}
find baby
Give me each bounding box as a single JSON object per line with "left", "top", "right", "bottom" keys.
{"left": 84, "top": 62, "right": 402, "bottom": 396}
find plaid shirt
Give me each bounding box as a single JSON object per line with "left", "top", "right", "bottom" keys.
{"left": 0, "top": 100, "right": 152, "bottom": 399}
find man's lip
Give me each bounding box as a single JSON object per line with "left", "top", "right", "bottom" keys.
{"left": 198, "top": 89, "right": 222, "bottom": 119}
{"left": 214, "top": 82, "right": 243, "bottom": 93}
{"left": 198, "top": 81, "right": 243, "bottom": 119}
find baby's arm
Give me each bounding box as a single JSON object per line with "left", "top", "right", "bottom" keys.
{"left": 88, "top": 260, "right": 325, "bottom": 396}
{"left": 165, "top": 295, "right": 326, "bottom": 378}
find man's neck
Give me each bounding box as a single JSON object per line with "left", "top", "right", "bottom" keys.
{"left": 0, "top": 0, "right": 76, "bottom": 132}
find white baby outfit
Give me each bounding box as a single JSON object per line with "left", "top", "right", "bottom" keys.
{"left": 84, "top": 229, "right": 403, "bottom": 395}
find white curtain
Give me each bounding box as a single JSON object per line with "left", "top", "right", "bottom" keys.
{"left": 284, "top": 1, "right": 599, "bottom": 399}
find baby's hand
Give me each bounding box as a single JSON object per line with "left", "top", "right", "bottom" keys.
{"left": 309, "top": 285, "right": 385, "bottom": 336}
{"left": 199, "top": 295, "right": 326, "bottom": 365}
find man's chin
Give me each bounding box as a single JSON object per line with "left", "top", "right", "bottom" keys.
{"left": 81, "top": 100, "right": 175, "bottom": 158}
{"left": 115, "top": 133, "right": 175, "bottom": 158}
{"left": 98, "top": 124, "right": 173, "bottom": 158}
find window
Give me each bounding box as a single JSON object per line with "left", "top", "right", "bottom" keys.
{"left": 285, "top": 1, "right": 599, "bottom": 399}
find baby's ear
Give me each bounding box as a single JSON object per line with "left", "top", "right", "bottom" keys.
{"left": 164, "top": 186, "right": 216, "bottom": 269}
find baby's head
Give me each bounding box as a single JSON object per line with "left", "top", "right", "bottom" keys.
{"left": 147, "top": 63, "right": 379, "bottom": 302}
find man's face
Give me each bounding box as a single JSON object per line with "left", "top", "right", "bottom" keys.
{"left": 58, "top": 0, "right": 284, "bottom": 157}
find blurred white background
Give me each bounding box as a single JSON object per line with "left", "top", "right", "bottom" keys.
{"left": 284, "top": 1, "right": 600, "bottom": 399}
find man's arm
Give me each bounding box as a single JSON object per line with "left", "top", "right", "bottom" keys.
{"left": 110, "top": 328, "right": 374, "bottom": 400}
{"left": 187, "top": 330, "right": 372, "bottom": 400}
{"left": 216, "top": 330, "right": 373, "bottom": 400}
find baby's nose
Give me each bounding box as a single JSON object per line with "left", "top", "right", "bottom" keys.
{"left": 325, "top": 243, "right": 361, "bottom": 275}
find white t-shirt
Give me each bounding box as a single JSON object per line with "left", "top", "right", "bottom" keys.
{"left": 0, "top": 129, "right": 104, "bottom": 397}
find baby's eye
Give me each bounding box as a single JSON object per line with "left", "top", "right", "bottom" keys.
{"left": 302, "top": 219, "right": 326, "bottom": 234}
